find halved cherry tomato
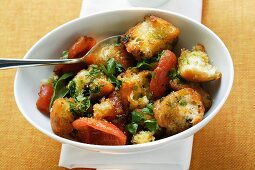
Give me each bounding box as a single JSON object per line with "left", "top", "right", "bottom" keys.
{"left": 150, "top": 50, "right": 177, "bottom": 99}
{"left": 68, "top": 36, "right": 96, "bottom": 59}
{"left": 73, "top": 118, "right": 127, "bottom": 145}
{"left": 36, "top": 83, "right": 54, "bottom": 115}
{"left": 54, "top": 36, "right": 96, "bottom": 75}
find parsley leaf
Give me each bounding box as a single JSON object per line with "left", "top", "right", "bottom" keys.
{"left": 126, "top": 123, "right": 138, "bottom": 135}
{"left": 100, "top": 58, "right": 123, "bottom": 89}
{"left": 50, "top": 73, "right": 73, "bottom": 108}
{"left": 89, "top": 85, "right": 104, "bottom": 94}
{"left": 89, "top": 65, "right": 101, "bottom": 77}
{"left": 131, "top": 111, "right": 144, "bottom": 123}
{"left": 169, "top": 68, "right": 179, "bottom": 80}
{"left": 136, "top": 50, "right": 165, "bottom": 70}
{"left": 61, "top": 50, "right": 69, "bottom": 59}
{"left": 141, "top": 103, "right": 154, "bottom": 115}
{"left": 69, "top": 96, "right": 91, "bottom": 117}
{"left": 144, "top": 119, "right": 159, "bottom": 132}
{"left": 68, "top": 80, "right": 76, "bottom": 98}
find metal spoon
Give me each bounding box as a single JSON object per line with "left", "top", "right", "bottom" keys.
{"left": 0, "top": 35, "right": 120, "bottom": 70}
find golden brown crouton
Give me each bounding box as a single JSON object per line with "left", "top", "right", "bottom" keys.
{"left": 122, "top": 15, "right": 180, "bottom": 60}
{"left": 85, "top": 43, "right": 135, "bottom": 69}
{"left": 50, "top": 98, "right": 74, "bottom": 136}
{"left": 131, "top": 131, "right": 155, "bottom": 144}
{"left": 154, "top": 88, "right": 205, "bottom": 135}
{"left": 169, "top": 78, "right": 212, "bottom": 111}
{"left": 67, "top": 65, "right": 114, "bottom": 99}
{"left": 93, "top": 91, "right": 125, "bottom": 120}
{"left": 178, "top": 44, "right": 221, "bottom": 82}
{"left": 118, "top": 68, "right": 152, "bottom": 110}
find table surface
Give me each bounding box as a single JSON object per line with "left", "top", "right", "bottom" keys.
{"left": 0, "top": 0, "right": 254, "bottom": 169}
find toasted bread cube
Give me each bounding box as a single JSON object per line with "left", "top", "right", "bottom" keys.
{"left": 50, "top": 98, "right": 74, "bottom": 136}
{"left": 178, "top": 44, "right": 221, "bottom": 82}
{"left": 118, "top": 68, "right": 152, "bottom": 110}
{"left": 154, "top": 88, "right": 205, "bottom": 135}
{"left": 131, "top": 131, "right": 155, "bottom": 144}
{"left": 67, "top": 65, "right": 114, "bottom": 98}
{"left": 84, "top": 43, "right": 135, "bottom": 69}
{"left": 93, "top": 91, "right": 125, "bottom": 119}
{"left": 169, "top": 78, "right": 212, "bottom": 111}
{"left": 122, "top": 15, "right": 180, "bottom": 60}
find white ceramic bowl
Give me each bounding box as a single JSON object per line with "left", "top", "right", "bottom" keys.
{"left": 14, "top": 8, "right": 234, "bottom": 153}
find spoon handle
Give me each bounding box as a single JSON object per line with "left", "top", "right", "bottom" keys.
{"left": 0, "top": 58, "right": 82, "bottom": 70}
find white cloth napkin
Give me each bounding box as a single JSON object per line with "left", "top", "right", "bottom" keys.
{"left": 60, "top": 136, "right": 194, "bottom": 170}
{"left": 59, "top": 0, "right": 203, "bottom": 169}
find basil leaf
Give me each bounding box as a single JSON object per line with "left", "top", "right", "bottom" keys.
{"left": 126, "top": 123, "right": 138, "bottom": 135}
{"left": 131, "top": 111, "right": 144, "bottom": 123}
{"left": 144, "top": 119, "right": 159, "bottom": 132}
{"left": 50, "top": 73, "right": 73, "bottom": 108}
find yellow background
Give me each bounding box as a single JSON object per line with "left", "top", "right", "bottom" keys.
{"left": 0, "top": 0, "right": 254, "bottom": 169}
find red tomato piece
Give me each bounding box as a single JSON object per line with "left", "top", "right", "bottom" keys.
{"left": 54, "top": 36, "right": 96, "bottom": 75}
{"left": 68, "top": 36, "right": 96, "bottom": 59}
{"left": 73, "top": 118, "right": 127, "bottom": 145}
{"left": 150, "top": 50, "right": 177, "bottom": 99}
{"left": 36, "top": 83, "right": 54, "bottom": 115}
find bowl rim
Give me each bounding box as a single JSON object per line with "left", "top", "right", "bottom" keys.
{"left": 14, "top": 7, "right": 234, "bottom": 152}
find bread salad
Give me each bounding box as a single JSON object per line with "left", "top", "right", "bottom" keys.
{"left": 36, "top": 16, "right": 221, "bottom": 145}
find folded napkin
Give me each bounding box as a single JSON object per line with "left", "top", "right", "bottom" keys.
{"left": 59, "top": 0, "right": 203, "bottom": 169}
{"left": 60, "top": 136, "right": 194, "bottom": 169}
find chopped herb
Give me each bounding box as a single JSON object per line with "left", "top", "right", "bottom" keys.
{"left": 136, "top": 61, "right": 153, "bottom": 70}
{"left": 141, "top": 103, "right": 154, "bottom": 115}
{"left": 89, "top": 65, "right": 101, "bottom": 77}
{"left": 146, "top": 103, "right": 153, "bottom": 110}
{"left": 169, "top": 68, "right": 179, "bottom": 80}
{"left": 89, "top": 85, "right": 104, "bottom": 94}
{"left": 144, "top": 119, "right": 159, "bottom": 132}
{"left": 131, "top": 111, "right": 144, "bottom": 123}
{"left": 126, "top": 123, "right": 138, "bottom": 135}
{"left": 166, "top": 101, "right": 174, "bottom": 108}
{"left": 136, "top": 50, "right": 165, "bottom": 70}
{"left": 61, "top": 50, "right": 69, "bottom": 59}
{"left": 150, "top": 33, "right": 162, "bottom": 40}
{"left": 127, "top": 104, "right": 159, "bottom": 135}
{"left": 115, "top": 36, "right": 122, "bottom": 45}
{"left": 122, "top": 35, "right": 129, "bottom": 43}
{"left": 76, "top": 94, "right": 86, "bottom": 102}
{"left": 50, "top": 73, "right": 74, "bottom": 108}
{"left": 160, "top": 97, "right": 164, "bottom": 102}
{"left": 68, "top": 80, "right": 76, "bottom": 98}
{"left": 179, "top": 99, "right": 187, "bottom": 106}
{"left": 106, "top": 58, "right": 123, "bottom": 75}
{"left": 100, "top": 58, "right": 123, "bottom": 89}
{"left": 69, "top": 96, "right": 91, "bottom": 117}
